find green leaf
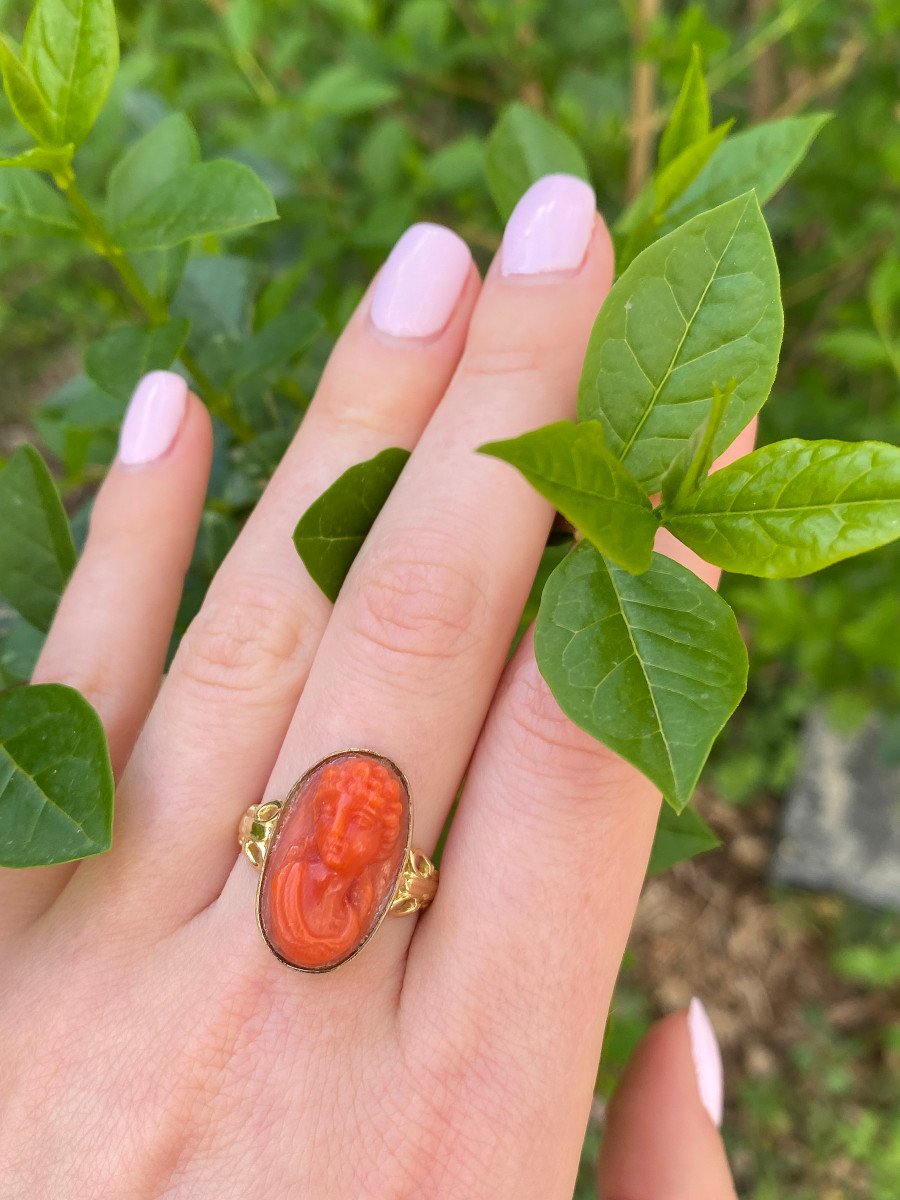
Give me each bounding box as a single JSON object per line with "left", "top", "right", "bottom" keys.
{"left": 0, "top": 168, "right": 77, "bottom": 237}
{"left": 293, "top": 447, "right": 411, "bottom": 602}
{"left": 112, "top": 159, "right": 278, "bottom": 251}
{"left": 106, "top": 114, "right": 200, "bottom": 301}
{"left": 654, "top": 121, "right": 732, "bottom": 217}
{"left": 0, "top": 34, "right": 56, "bottom": 144}
{"left": 579, "top": 192, "right": 782, "bottom": 492}
{"left": 22, "top": 0, "right": 119, "bottom": 147}
{"left": 106, "top": 113, "right": 200, "bottom": 225}
{"left": 230, "top": 308, "right": 323, "bottom": 383}
{"left": 658, "top": 45, "right": 710, "bottom": 170}
{"left": 84, "top": 320, "right": 190, "bottom": 401}
{"left": 485, "top": 102, "right": 590, "bottom": 221}
{"left": 535, "top": 542, "right": 747, "bottom": 810}
{"left": 816, "top": 329, "right": 894, "bottom": 373}
{"left": 0, "top": 613, "right": 44, "bottom": 687}
{"left": 0, "top": 143, "right": 73, "bottom": 171}
{"left": 479, "top": 420, "right": 657, "bottom": 574}
{"left": 659, "top": 113, "right": 831, "bottom": 233}
{"left": 617, "top": 121, "right": 733, "bottom": 270}
{"left": 0, "top": 445, "right": 76, "bottom": 633}
{"left": 648, "top": 803, "right": 720, "bottom": 874}
{"left": 0, "top": 683, "right": 113, "bottom": 867}
{"left": 868, "top": 253, "right": 900, "bottom": 378}
{"left": 662, "top": 439, "right": 900, "bottom": 578}
{"left": 302, "top": 63, "right": 399, "bottom": 117}
{"left": 172, "top": 255, "right": 254, "bottom": 343}
{"left": 660, "top": 379, "right": 734, "bottom": 508}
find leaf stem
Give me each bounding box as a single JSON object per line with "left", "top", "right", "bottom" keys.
{"left": 53, "top": 168, "right": 252, "bottom": 441}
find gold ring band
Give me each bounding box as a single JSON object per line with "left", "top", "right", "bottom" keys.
{"left": 238, "top": 750, "right": 437, "bottom": 973}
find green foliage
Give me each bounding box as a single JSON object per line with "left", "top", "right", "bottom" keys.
{"left": 85, "top": 320, "right": 188, "bottom": 400}
{"left": 0, "top": 444, "right": 75, "bottom": 631}
{"left": 21, "top": 0, "right": 118, "bottom": 147}
{"left": 663, "top": 439, "right": 900, "bottom": 577}
{"left": 648, "top": 802, "right": 720, "bottom": 874}
{"left": 0, "top": 33, "right": 55, "bottom": 143}
{"left": 293, "top": 447, "right": 411, "bottom": 603}
{"left": 535, "top": 544, "right": 747, "bottom": 811}
{"left": 658, "top": 113, "right": 832, "bottom": 233}
{"left": 660, "top": 379, "right": 732, "bottom": 508}
{"left": 485, "top": 102, "right": 589, "bottom": 220}
{"left": 0, "top": 682, "right": 113, "bottom": 866}
{"left": 479, "top": 421, "right": 657, "bottom": 574}
{"left": 657, "top": 45, "right": 710, "bottom": 170}
{"left": 111, "top": 159, "right": 277, "bottom": 251}
{"left": 579, "top": 193, "right": 782, "bottom": 492}
{"left": 0, "top": 166, "right": 76, "bottom": 234}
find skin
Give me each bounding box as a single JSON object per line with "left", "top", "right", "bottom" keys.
{"left": 0, "top": 200, "right": 747, "bottom": 1199}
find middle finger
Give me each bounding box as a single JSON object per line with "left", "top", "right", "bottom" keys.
{"left": 219, "top": 175, "right": 614, "bottom": 979}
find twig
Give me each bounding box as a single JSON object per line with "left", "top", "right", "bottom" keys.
{"left": 626, "top": 0, "right": 661, "bottom": 201}
{"left": 54, "top": 171, "right": 253, "bottom": 441}
{"left": 771, "top": 36, "right": 864, "bottom": 118}
{"left": 750, "top": 0, "right": 778, "bottom": 119}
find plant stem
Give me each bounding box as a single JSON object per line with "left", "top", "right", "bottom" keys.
{"left": 626, "top": 0, "right": 660, "bottom": 201}
{"left": 53, "top": 169, "right": 253, "bottom": 441}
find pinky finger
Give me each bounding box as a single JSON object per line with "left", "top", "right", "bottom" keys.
{"left": 0, "top": 372, "right": 212, "bottom": 936}
{"left": 597, "top": 1000, "right": 736, "bottom": 1200}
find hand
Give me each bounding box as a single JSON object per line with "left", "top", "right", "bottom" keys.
{"left": 1, "top": 175, "right": 750, "bottom": 1199}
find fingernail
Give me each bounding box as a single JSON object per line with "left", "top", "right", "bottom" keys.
{"left": 118, "top": 371, "right": 188, "bottom": 466}
{"left": 501, "top": 173, "right": 596, "bottom": 277}
{"left": 687, "top": 997, "right": 724, "bottom": 1127}
{"left": 370, "top": 222, "right": 471, "bottom": 339}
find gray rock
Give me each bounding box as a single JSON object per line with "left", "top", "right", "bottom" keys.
{"left": 771, "top": 710, "right": 900, "bottom": 911}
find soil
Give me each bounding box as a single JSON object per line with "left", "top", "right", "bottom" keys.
{"left": 630, "top": 793, "right": 896, "bottom": 1069}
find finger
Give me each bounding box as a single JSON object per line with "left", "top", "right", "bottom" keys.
{"left": 400, "top": 420, "right": 757, "bottom": 1181}
{"left": 216, "top": 175, "right": 615, "bottom": 982}
{"left": 0, "top": 375, "right": 211, "bottom": 939}
{"left": 598, "top": 1001, "right": 736, "bottom": 1199}
{"left": 95, "top": 225, "right": 478, "bottom": 919}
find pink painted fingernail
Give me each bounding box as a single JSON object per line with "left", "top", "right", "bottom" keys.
{"left": 370, "top": 222, "right": 471, "bottom": 339}
{"left": 687, "top": 997, "right": 724, "bottom": 1127}
{"left": 501, "top": 174, "right": 596, "bottom": 277}
{"left": 118, "top": 371, "right": 188, "bottom": 466}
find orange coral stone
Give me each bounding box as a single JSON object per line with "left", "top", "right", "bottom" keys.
{"left": 258, "top": 752, "right": 409, "bottom": 971}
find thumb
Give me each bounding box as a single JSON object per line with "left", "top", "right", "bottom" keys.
{"left": 597, "top": 998, "right": 737, "bottom": 1200}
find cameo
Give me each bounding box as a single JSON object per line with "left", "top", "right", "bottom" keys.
{"left": 258, "top": 751, "right": 410, "bottom": 971}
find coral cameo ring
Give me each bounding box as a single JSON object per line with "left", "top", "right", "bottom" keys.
{"left": 238, "top": 750, "right": 438, "bottom": 973}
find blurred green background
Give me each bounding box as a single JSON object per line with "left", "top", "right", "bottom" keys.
{"left": 1, "top": 0, "right": 898, "bottom": 1194}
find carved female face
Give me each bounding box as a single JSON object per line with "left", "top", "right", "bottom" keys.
{"left": 313, "top": 760, "right": 403, "bottom": 875}
{"left": 259, "top": 752, "right": 410, "bottom": 971}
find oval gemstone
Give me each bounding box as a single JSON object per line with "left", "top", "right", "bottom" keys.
{"left": 258, "top": 751, "right": 410, "bottom": 971}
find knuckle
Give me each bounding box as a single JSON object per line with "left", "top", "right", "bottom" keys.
{"left": 347, "top": 531, "right": 487, "bottom": 666}
{"left": 32, "top": 655, "right": 119, "bottom": 718}
{"left": 494, "top": 656, "right": 646, "bottom": 836}
{"left": 175, "top": 575, "right": 310, "bottom": 700}
{"left": 501, "top": 657, "right": 600, "bottom": 777}
{"left": 458, "top": 345, "right": 544, "bottom": 386}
